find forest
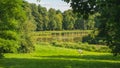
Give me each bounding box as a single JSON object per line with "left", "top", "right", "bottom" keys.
{"left": 22, "top": 1, "right": 99, "bottom": 31}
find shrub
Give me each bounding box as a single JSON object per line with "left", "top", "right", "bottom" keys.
{"left": 0, "top": 51, "right": 4, "bottom": 58}
{"left": 51, "top": 42, "right": 110, "bottom": 52}
{"left": 0, "top": 38, "right": 19, "bottom": 53}
{"left": 18, "top": 37, "right": 35, "bottom": 53}
{"left": 82, "top": 30, "right": 106, "bottom": 45}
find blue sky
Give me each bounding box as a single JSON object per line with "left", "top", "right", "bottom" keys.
{"left": 25, "top": 0, "right": 71, "bottom": 12}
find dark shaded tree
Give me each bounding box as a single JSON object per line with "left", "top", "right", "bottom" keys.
{"left": 63, "top": 0, "right": 120, "bottom": 56}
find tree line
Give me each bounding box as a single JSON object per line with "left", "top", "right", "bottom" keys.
{"left": 23, "top": 1, "right": 99, "bottom": 31}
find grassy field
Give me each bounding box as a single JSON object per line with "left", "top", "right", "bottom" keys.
{"left": 0, "top": 45, "right": 120, "bottom": 68}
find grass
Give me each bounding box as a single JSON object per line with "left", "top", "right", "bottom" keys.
{"left": 0, "top": 45, "right": 120, "bottom": 68}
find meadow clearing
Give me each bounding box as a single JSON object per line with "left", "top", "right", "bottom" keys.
{"left": 0, "top": 44, "right": 120, "bottom": 68}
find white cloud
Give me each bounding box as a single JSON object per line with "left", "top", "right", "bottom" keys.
{"left": 25, "top": 0, "right": 71, "bottom": 12}
{"left": 39, "top": 2, "right": 71, "bottom": 12}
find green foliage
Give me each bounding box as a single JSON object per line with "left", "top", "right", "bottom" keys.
{"left": 19, "top": 37, "right": 35, "bottom": 53}
{"left": 51, "top": 42, "right": 110, "bottom": 52}
{"left": 22, "top": 1, "right": 36, "bottom": 32}
{"left": 0, "top": 0, "right": 36, "bottom": 54}
{"left": 48, "top": 8, "right": 57, "bottom": 30}
{"left": 16, "top": 1, "right": 37, "bottom": 53}
{"left": 82, "top": 30, "right": 106, "bottom": 45}
{"left": 23, "top": 1, "right": 97, "bottom": 31}
{"left": 63, "top": 10, "right": 76, "bottom": 30}
{"left": 0, "top": 0, "right": 24, "bottom": 54}
{"left": 63, "top": 0, "right": 97, "bottom": 19}
{"left": 55, "top": 12, "right": 63, "bottom": 30}
{"left": 74, "top": 18, "right": 84, "bottom": 30}
{"left": 63, "top": 0, "right": 120, "bottom": 56}
{"left": 0, "top": 38, "right": 19, "bottom": 53}
{"left": 97, "top": 1, "right": 120, "bottom": 56}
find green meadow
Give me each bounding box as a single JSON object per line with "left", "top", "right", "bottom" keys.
{"left": 0, "top": 45, "right": 120, "bottom": 68}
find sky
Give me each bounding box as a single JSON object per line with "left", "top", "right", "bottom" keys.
{"left": 25, "top": 0, "right": 71, "bottom": 12}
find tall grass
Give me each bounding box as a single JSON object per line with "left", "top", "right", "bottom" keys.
{"left": 51, "top": 42, "right": 111, "bottom": 52}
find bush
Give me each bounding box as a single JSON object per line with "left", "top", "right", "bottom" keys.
{"left": 18, "top": 37, "right": 35, "bottom": 53}
{"left": 0, "top": 38, "right": 19, "bottom": 53}
{"left": 82, "top": 31, "right": 106, "bottom": 45}
{"left": 0, "top": 49, "right": 4, "bottom": 58}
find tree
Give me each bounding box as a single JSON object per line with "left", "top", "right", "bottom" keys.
{"left": 38, "top": 5, "right": 48, "bottom": 31}
{"left": 55, "top": 12, "right": 63, "bottom": 30}
{"left": 20, "top": 1, "right": 36, "bottom": 53}
{"left": 87, "top": 13, "right": 99, "bottom": 30}
{"left": 30, "top": 3, "right": 43, "bottom": 31}
{"left": 0, "top": 0, "right": 38, "bottom": 57}
{"left": 63, "top": 10, "right": 76, "bottom": 30}
{"left": 74, "top": 17, "right": 84, "bottom": 30}
{"left": 43, "top": 16, "right": 49, "bottom": 30}
{"left": 48, "top": 8, "right": 57, "bottom": 30}
{"left": 63, "top": 0, "right": 120, "bottom": 56}
{"left": 0, "top": 0, "right": 25, "bottom": 56}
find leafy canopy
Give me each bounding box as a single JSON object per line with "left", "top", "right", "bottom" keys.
{"left": 63, "top": 0, "right": 120, "bottom": 56}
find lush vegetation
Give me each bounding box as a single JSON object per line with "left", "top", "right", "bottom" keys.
{"left": 63, "top": 0, "right": 120, "bottom": 56}
{"left": 0, "top": 0, "right": 120, "bottom": 68}
{"left": 0, "top": 0, "right": 100, "bottom": 57}
{"left": 22, "top": 1, "right": 99, "bottom": 31}
{"left": 0, "top": 0, "right": 25, "bottom": 55}
{"left": 0, "top": 0, "right": 36, "bottom": 56}
{"left": 51, "top": 42, "right": 111, "bottom": 52}
{"left": 0, "top": 45, "right": 120, "bottom": 68}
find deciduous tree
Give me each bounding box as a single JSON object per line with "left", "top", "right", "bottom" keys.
{"left": 63, "top": 0, "right": 120, "bottom": 56}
